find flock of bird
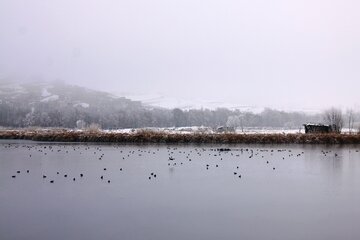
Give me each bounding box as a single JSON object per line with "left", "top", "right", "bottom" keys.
{"left": 2, "top": 142, "right": 356, "bottom": 186}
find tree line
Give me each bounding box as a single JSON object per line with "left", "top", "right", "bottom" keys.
{"left": 0, "top": 101, "right": 335, "bottom": 130}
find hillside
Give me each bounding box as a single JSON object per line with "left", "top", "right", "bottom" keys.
{"left": 0, "top": 80, "right": 145, "bottom": 128}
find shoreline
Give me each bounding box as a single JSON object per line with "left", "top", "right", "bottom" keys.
{"left": 0, "top": 129, "right": 360, "bottom": 144}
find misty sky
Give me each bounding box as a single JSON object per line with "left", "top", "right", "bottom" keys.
{"left": 1, "top": 0, "right": 360, "bottom": 111}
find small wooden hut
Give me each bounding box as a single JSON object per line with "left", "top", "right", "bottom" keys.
{"left": 303, "top": 124, "right": 331, "bottom": 134}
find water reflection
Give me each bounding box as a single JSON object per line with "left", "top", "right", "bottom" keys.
{"left": 1, "top": 141, "right": 360, "bottom": 240}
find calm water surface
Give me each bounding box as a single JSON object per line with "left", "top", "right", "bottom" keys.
{"left": 1, "top": 140, "right": 360, "bottom": 240}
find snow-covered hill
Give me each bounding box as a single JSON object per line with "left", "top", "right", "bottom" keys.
{"left": 113, "top": 92, "right": 322, "bottom": 114}
{"left": 0, "top": 79, "right": 146, "bottom": 128}
{"left": 113, "top": 92, "right": 265, "bottom": 112}
{"left": 0, "top": 80, "right": 141, "bottom": 110}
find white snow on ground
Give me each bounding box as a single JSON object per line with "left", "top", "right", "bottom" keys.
{"left": 41, "top": 95, "right": 59, "bottom": 102}
{"left": 236, "top": 128, "right": 304, "bottom": 134}
{"left": 41, "top": 88, "right": 51, "bottom": 97}
{"left": 103, "top": 129, "right": 136, "bottom": 134}
{"left": 73, "top": 103, "right": 90, "bottom": 108}
{"left": 103, "top": 126, "right": 213, "bottom": 134}
{"left": 100, "top": 127, "right": 359, "bottom": 135}
{"left": 102, "top": 127, "right": 305, "bottom": 135}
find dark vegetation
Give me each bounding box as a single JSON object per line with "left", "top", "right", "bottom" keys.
{"left": 1, "top": 129, "right": 360, "bottom": 144}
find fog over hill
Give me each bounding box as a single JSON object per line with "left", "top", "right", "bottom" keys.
{"left": 0, "top": 79, "right": 331, "bottom": 130}
{"left": 114, "top": 91, "right": 324, "bottom": 113}
{"left": 0, "top": 79, "right": 146, "bottom": 128}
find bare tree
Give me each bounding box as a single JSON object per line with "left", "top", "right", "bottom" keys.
{"left": 346, "top": 109, "right": 355, "bottom": 134}
{"left": 226, "top": 116, "right": 240, "bottom": 131}
{"left": 238, "top": 113, "right": 245, "bottom": 132}
{"left": 76, "top": 120, "right": 87, "bottom": 129}
{"left": 323, "top": 108, "right": 343, "bottom": 133}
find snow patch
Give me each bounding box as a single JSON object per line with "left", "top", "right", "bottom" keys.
{"left": 41, "top": 95, "right": 59, "bottom": 102}
{"left": 103, "top": 127, "right": 305, "bottom": 135}
{"left": 41, "top": 88, "right": 51, "bottom": 97}
{"left": 73, "top": 103, "right": 90, "bottom": 108}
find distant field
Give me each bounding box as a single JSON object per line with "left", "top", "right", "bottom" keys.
{"left": 0, "top": 129, "right": 360, "bottom": 144}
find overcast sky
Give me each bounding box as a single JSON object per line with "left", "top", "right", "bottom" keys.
{"left": 1, "top": 0, "right": 360, "bottom": 111}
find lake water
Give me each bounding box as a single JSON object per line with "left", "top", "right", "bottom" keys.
{"left": 1, "top": 140, "right": 360, "bottom": 240}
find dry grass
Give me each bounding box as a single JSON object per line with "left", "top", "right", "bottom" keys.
{"left": 1, "top": 129, "right": 360, "bottom": 144}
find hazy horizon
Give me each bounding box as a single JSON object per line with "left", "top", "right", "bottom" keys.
{"left": 1, "top": 0, "right": 360, "bottom": 111}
